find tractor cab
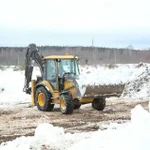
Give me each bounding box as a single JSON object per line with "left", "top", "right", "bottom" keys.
{"left": 43, "top": 55, "right": 80, "bottom": 91}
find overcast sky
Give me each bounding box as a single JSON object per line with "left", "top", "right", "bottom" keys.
{"left": 0, "top": 0, "right": 150, "bottom": 48}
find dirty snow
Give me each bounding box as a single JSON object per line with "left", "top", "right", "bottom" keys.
{"left": 78, "top": 63, "right": 150, "bottom": 99}
{"left": 1, "top": 63, "right": 150, "bottom": 149}
{"left": 1, "top": 105, "right": 150, "bottom": 150}
{"left": 122, "top": 63, "right": 150, "bottom": 99}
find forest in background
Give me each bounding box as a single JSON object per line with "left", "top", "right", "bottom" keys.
{"left": 0, "top": 46, "right": 150, "bottom": 66}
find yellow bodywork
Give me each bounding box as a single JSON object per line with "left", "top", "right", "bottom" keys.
{"left": 31, "top": 80, "right": 60, "bottom": 105}
{"left": 80, "top": 97, "right": 93, "bottom": 103}
{"left": 31, "top": 80, "right": 35, "bottom": 105}
{"left": 31, "top": 78, "right": 92, "bottom": 106}
{"left": 63, "top": 80, "right": 79, "bottom": 99}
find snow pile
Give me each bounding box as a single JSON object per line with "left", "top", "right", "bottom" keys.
{"left": 70, "top": 105, "right": 150, "bottom": 150}
{"left": 78, "top": 64, "right": 130, "bottom": 85}
{"left": 77, "top": 63, "right": 150, "bottom": 99}
{"left": 77, "top": 64, "right": 131, "bottom": 96}
{"left": 1, "top": 105, "right": 150, "bottom": 150}
{"left": 0, "top": 123, "right": 92, "bottom": 150}
{"left": 123, "top": 63, "right": 150, "bottom": 99}
{"left": 34, "top": 123, "right": 64, "bottom": 143}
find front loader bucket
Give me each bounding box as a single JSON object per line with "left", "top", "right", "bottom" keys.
{"left": 83, "top": 84, "right": 125, "bottom": 98}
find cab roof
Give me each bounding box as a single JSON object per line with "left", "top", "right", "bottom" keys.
{"left": 43, "top": 55, "right": 78, "bottom": 60}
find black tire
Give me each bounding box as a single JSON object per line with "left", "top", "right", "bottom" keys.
{"left": 60, "top": 94, "right": 74, "bottom": 114}
{"left": 74, "top": 104, "right": 81, "bottom": 109}
{"left": 92, "top": 97, "right": 106, "bottom": 111}
{"left": 73, "top": 99, "right": 81, "bottom": 109}
{"left": 35, "top": 86, "right": 54, "bottom": 111}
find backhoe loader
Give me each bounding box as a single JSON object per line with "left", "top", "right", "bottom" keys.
{"left": 23, "top": 43, "right": 124, "bottom": 114}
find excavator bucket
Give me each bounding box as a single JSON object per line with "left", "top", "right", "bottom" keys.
{"left": 82, "top": 84, "right": 125, "bottom": 98}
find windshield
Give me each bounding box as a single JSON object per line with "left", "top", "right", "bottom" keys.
{"left": 58, "top": 59, "right": 79, "bottom": 78}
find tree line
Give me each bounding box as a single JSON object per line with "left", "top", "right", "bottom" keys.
{"left": 0, "top": 46, "right": 150, "bottom": 65}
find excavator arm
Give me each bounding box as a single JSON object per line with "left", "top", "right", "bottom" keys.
{"left": 23, "top": 43, "right": 44, "bottom": 94}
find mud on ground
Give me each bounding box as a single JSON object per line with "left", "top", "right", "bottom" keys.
{"left": 0, "top": 99, "right": 149, "bottom": 144}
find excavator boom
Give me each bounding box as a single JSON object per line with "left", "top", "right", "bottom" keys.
{"left": 23, "top": 44, "right": 44, "bottom": 94}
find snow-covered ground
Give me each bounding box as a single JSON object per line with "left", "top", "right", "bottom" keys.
{"left": 0, "top": 67, "right": 30, "bottom": 107}
{"left": 1, "top": 105, "right": 150, "bottom": 150}
{"left": 1, "top": 63, "right": 150, "bottom": 149}
{"left": 1, "top": 63, "right": 150, "bottom": 106}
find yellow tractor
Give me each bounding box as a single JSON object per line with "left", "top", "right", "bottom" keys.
{"left": 23, "top": 44, "right": 124, "bottom": 114}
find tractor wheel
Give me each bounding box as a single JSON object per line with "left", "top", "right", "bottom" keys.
{"left": 60, "top": 94, "right": 74, "bottom": 114}
{"left": 74, "top": 104, "right": 81, "bottom": 109}
{"left": 73, "top": 99, "right": 81, "bottom": 109}
{"left": 35, "top": 86, "right": 54, "bottom": 111}
{"left": 92, "top": 97, "right": 106, "bottom": 111}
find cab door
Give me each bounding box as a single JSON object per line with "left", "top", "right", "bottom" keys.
{"left": 44, "top": 60, "right": 57, "bottom": 89}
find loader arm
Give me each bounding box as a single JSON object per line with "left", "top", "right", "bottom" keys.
{"left": 23, "top": 43, "right": 44, "bottom": 94}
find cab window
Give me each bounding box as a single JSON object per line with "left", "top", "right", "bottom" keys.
{"left": 45, "top": 60, "right": 57, "bottom": 89}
